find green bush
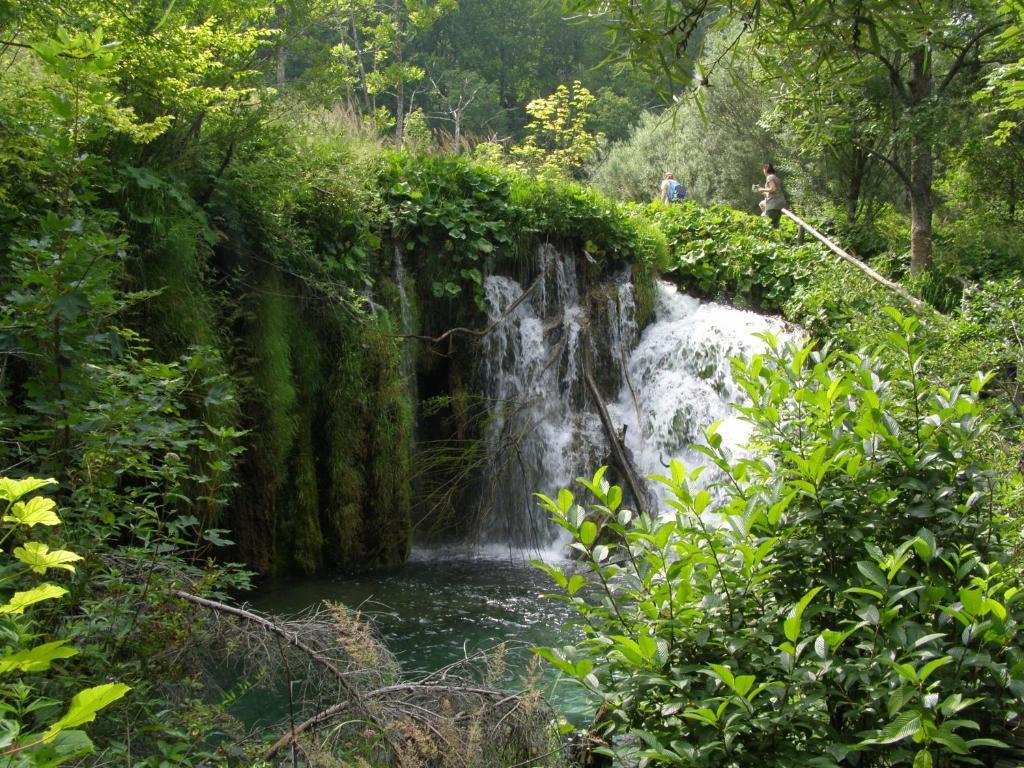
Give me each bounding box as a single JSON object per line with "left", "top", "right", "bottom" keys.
{"left": 647, "top": 202, "right": 902, "bottom": 343}
{"left": 0, "top": 478, "right": 129, "bottom": 766}
{"left": 535, "top": 310, "right": 1023, "bottom": 767}
{"left": 383, "top": 152, "right": 668, "bottom": 316}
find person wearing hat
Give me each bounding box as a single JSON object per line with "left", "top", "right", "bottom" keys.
{"left": 659, "top": 172, "right": 685, "bottom": 204}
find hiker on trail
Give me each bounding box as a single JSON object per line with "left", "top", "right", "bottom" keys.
{"left": 757, "top": 163, "right": 786, "bottom": 227}
{"left": 659, "top": 172, "right": 685, "bottom": 204}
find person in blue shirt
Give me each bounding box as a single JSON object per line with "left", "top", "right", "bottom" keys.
{"left": 659, "top": 172, "right": 686, "bottom": 204}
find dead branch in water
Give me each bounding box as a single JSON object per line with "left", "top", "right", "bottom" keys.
{"left": 171, "top": 590, "right": 402, "bottom": 763}
{"left": 584, "top": 367, "right": 649, "bottom": 518}
{"left": 264, "top": 680, "right": 552, "bottom": 762}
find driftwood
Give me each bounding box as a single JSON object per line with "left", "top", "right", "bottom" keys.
{"left": 171, "top": 589, "right": 401, "bottom": 762}
{"left": 780, "top": 209, "right": 932, "bottom": 315}
{"left": 583, "top": 367, "right": 648, "bottom": 518}
{"left": 171, "top": 590, "right": 351, "bottom": 680}
{"left": 172, "top": 589, "right": 556, "bottom": 767}
{"left": 264, "top": 682, "right": 546, "bottom": 761}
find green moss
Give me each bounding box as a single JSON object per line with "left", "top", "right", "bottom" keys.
{"left": 283, "top": 419, "right": 325, "bottom": 575}
{"left": 252, "top": 274, "right": 300, "bottom": 469}
{"left": 122, "top": 143, "right": 689, "bottom": 577}
{"left": 632, "top": 260, "right": 657, "bottom": 329}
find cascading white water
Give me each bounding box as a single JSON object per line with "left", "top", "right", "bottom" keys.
{"left": 480, "top": 246, "right": 604, "bottom": 548}
{"left": 480, "top": 249, "right": 792, "bottom": 548}
{"left": 607, "top": 282, "right": 790, "bottom": 494}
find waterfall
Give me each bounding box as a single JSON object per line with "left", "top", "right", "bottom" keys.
{"left": 392, "top": 245, "right": 417, "bottom": 387}
{"left": 606, "top": 282, "right": 790, "bottom": 495}
{"left": 480, "top": 245, "right": 603, "bottom": 549}
{"left": 479, "top": 249, "right": 792, "bottom": 549}
{"left": 392, "top": 245, "right": 414, "bottom": 336}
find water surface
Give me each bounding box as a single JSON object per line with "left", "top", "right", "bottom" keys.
{"left": 253, "top": 550, "right": 593, "bottom": 721}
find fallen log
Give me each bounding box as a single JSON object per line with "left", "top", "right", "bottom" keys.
{"left": 781, "top": 208, "right": 932, "bottom": 315}
{"left": 583, "top": 367, "right": 648, "bottom": 518}
{"left": 170, "top": 590, "right": 400, "bottom": 763}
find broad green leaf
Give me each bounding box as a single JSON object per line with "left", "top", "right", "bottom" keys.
{"left": 531, "top": 647, "right": 576, "bottom": 676}
{"left": 913, "top": 749, "right": 932, "bottom": 768}
{"left": 913, "top": 529, "right": 935, "bottom": 562}
{"left": 638, "top": 634, "right": 657, "bottom": 661}
{"left": 794, "top": 585, "right": 823, "bottom": 618}
{"left": 958, "top": 588, "right": 984, "bottom": 616}
{"left": 43, "top": 683, "right": 130, "bottom": 741}
{"left": 965, "top": 737, "right": 1010, "bottom": 749}
{"left": 0, "top": 478, "right": 57, "bottom": 503}
{"left": 784, "top": 615, "right": 801, "bottom": 643}
{"left": 814, "top": 635, "right": 827, "bottom": 658}
{"left": 931, "top": 730, "right": 969, "bottom": 755}
{"left": 987, "top": 598, "right": 1007, "bottom": 621}
{"left": 26, "top": 729, "right": 94, "bottom": 768}
{"left": 14, "top": 542, "right": 83, "bottom": 575}
{"left": 0, "top": 641, "right": 77, "bottom": 673}
{"left": 918, "top": 656, "right": 953, "bottom": 683}
{"left": 606, "top": 485, "right": 622, "bottom": 511}
{"left": 875, "top": 710, "right": 922, "bottom": 744}
{"left": 856, "top": 560, "right": 887, "bottom": 588}
{"left": 0, "top": 718, "right": 18, "bottom": 749}
{"left": 579, "top": 521, "right": 598, "bottom": 546}
{"left": 707, "top": 663, "right": 736, "bottom": 689}
{"left": 566, "top": 574, "right": 586, "bottom": 595}
{"left": 0, "top": 584, "right": 68, "bottom": 614}
{"left": 734, "top": 675, "right": 756, "bottom": 697}
{"left": 556, "top": 488, "right": 574, "bottom": 514}
{"left": 4, "top": 496, "right": 61, "bottom": 527}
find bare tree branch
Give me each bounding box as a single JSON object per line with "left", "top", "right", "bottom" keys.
{"left": 394, "top": 264, "right": 548, "bottom": 345}
{"left": 938, "top": 22, "right": 1007, "bottom": 95}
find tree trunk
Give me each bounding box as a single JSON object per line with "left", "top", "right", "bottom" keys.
{"left": 396, "top": 75, "right": 405, "bottom": 146}
{"left": 346, "top": 13, "right": 372, "bottom": 113}
{"left": 846, "top": 148, "right": 866, "bottom": 224}
{"left": 909, "top": 148, "right": 933, "bottom": 274}
{"left": 394, "top": 3, "right": 405, "bottom": 147}
{"left": 908, "top": 46, "right": 933, "bottom": 274}
{"left": 275, "top": 4, "right": 287, "bottom": 90}
{"left": 276, "top": 44, "right": 286, "bottom": 89}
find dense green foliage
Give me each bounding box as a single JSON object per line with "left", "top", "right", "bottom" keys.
{"left": 537, "top": 312, "right": 1023, "bottom": 767}
{"left": 1, "top": 0, "right": 1022, "bottom": 765}
{"left": 0, "top": 478, "right": 129, "bottom": 767}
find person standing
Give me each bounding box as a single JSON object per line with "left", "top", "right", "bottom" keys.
{"left": 757, "top": 163, "right": 787, "bottom": 227}
{"left": 659, "top": 172, "right": 685, "bottom": 204}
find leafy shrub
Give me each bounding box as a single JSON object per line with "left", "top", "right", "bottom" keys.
{"left": 535, "top": 310, "right": 1023, "bottom": 767}
{"left": 588, "top": 74, "right": 775, "bottom": 210}
{"left": 941, "top": 278, "right": 1024, "bottom": 415}
{"left": 0, "top": 477, "right": 128, "bottom": 766}
{"left": 383, "top": 153, "right": 668, "bottom": 311}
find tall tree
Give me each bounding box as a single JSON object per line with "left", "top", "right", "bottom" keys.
{"left": 565, "top": 0, "right": 1010, "bottom": 273}
{"left": 334, "top": 0, "right": 455, "bottom": 141}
